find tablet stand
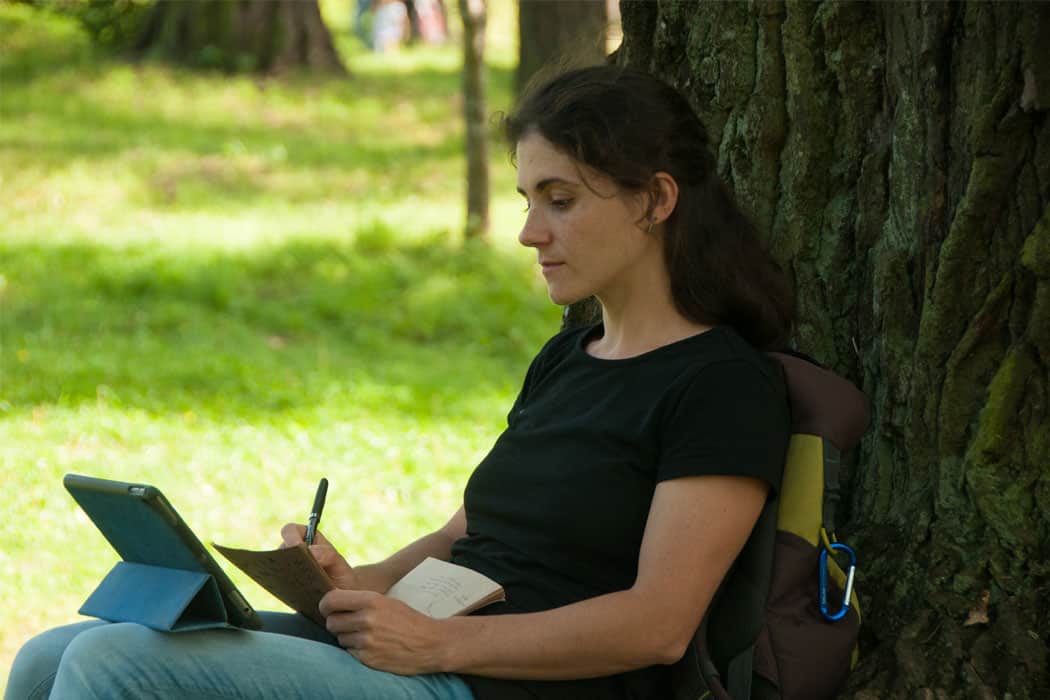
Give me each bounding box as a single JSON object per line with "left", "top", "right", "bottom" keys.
{"left": 80, "top": 561, "right": 232, "bottom": 632}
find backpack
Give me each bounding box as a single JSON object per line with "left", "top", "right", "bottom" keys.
{"left": 672, "top": 351, "right": 869, "bottom": 700}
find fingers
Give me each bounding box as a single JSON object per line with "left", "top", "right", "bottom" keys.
{"left": 280, "top": 522, "right": 306, "bottom": 548}
{"left": 327, "top": 613, "right": 371, "bottom": 641}
{"left": 280, "top": 524, "right": 335, "bottom": 565}
{"left": 336, "top": 631, "right": 367, "bottom": 651}
{"left": 319, "top": 588, "right": 379, "bottom": 618}
{"left": 325, "top": 607, "right": 372, "bottom": 647}
{"left": 323, "top": 598, "right": 379, "bottom": 652}
{"left": 308, "top": 543, "right": 341, "bottom": 568}
{"left": 281, "top": 523, "right": 333, "bottom": 548}
{"left": 318, "top": 595, "right": 440, "bottom": 675}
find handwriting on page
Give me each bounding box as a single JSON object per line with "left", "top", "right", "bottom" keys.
{"left": 386, "top": 557, "right": 505, "bottom": 619}
{"left": 213, "top": 543, "right": 334, "bottom": 626}
{"left": 407, "top": 575, "right": 474, "bottom": 616}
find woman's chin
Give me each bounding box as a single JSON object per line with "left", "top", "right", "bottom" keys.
{"left": 547, "top": 287, "right": 589, "bottom": 307}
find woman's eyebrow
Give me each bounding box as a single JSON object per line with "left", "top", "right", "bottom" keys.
{"left": 516, "top": 177, "right": 578, "bottom": 196}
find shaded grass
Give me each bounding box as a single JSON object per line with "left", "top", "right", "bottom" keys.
{"left": 1, "top": 232, "right": 549, "bottom": 422}
{"left": 1, "top": 61, "right": 515, "bottom": 231}
{"left": 0, "top": 0, "right": 558, "bottom": 684}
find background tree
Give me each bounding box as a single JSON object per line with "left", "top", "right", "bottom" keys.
{"left": 592, "top": 2, "right": 1048, "bottom": 697}
{"left": 516, "top": 0, "right": 607, "bottom": 95}
{"left": 134, "top": 0, "right": 346, "bottom": 74}
{"left": 459, "top": 0, "right": 488, "bottom": 239}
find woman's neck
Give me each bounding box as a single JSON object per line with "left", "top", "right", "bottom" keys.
{"left": 581, "top": 239, "right": 712, "bottom": 359}
{"left": 587, "top": 296, "right": 712, "bottom": 360}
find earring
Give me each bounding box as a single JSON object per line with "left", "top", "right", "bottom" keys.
{"left": 646, "top": 218, "right": 655, "bottom": 234}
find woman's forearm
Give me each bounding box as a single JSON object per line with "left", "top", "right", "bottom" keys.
{"left": 353, "top": 528, "right": 459, "bottom": 593}
{"left": 436, "top": 587, "right": 693, "bottom": 680}
{"left": 351, "top": 508, "right": 466, "bottom": 593}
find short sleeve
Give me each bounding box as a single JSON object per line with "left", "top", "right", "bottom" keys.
{"left": 657, "top": 358, "right": 790, "bottom": 492}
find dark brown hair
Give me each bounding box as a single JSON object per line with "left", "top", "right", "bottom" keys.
{"left": 504, "top": 66, "right": 795, "bottom": 350}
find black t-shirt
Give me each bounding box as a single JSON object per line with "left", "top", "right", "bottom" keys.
{"left": 451, "top": 324, "right": 790, "bottom": 700}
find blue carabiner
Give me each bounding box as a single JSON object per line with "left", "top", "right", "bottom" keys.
{"left": 819, "top": 542, "right": 857, "bottom": 622}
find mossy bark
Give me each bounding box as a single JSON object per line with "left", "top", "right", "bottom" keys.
{"left": 134, "top": 0, "right": 346, "bottom": 75}
{"left": 598, "top": 1, "right": 1050, "bottom": 697}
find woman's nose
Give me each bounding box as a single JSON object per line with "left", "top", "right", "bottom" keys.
{"left": 518, "top": 210, "right": 549, "bottom": 248}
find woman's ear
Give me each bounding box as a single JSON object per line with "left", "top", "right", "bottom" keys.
{"left": 649, "top": 171, "right": 679, "bottom": 225}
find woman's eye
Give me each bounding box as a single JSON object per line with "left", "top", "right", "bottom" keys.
{"left": 550, "top": 198, "right": 572, "bottom": 210}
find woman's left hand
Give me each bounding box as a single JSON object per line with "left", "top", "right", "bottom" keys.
{"left": 319, "top": 589, "right": 449, "bottom": 675}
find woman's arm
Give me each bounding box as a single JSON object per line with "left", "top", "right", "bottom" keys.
{"left": 282, "top": 507, "right": 467, "bottom": 594}
{"left": 356, "top": 507, "right": 467, "bottom": 593}
{"left": 320, "top": 474, "right": 768, "bottom": 678}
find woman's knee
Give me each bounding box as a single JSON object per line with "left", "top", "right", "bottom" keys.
{"left": 5, "top": 621, "right": 106, "bottom": 700}
{"left": 51, "top": 622, "right": 160, "bottom": 695}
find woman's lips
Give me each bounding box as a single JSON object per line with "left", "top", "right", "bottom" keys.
{"left": 540, "top": 261, "right": 564, "bottom": 275}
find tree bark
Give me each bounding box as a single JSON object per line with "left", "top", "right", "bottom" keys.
{"left": 517, "top": 0, "right": 608, "bottom": 95}
{"left": 604, "top": 1, "right": 1050, "bottom": 697}
{"left": 460, "top": 0, "right": 489, "bottom": 239}
{"left": 134, "top": 0, "right": 346, "bottom": 75}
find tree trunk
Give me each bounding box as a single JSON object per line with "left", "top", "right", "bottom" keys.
{"left": 134, "top": 0, "right": 346, "bottom": 75}
{"left": 605, "top": 1, "right": 1050, "bottom": 697}
{"left": 517, "top": 0, "right": 607, "bottom": 95}
{"left": 460, "top": 0, "right": 489, "bottom": 239}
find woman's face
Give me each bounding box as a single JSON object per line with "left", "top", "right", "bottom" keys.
{"left": 515, "top": 132, "right": 658, "bottom": 307}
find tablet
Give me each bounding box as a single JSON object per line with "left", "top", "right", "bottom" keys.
{"left": 64, "top": 473, "right": 263, "bottom": 630}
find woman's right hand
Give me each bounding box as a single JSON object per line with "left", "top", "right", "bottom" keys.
{"left": 280, "top": 523, "right": 359, "bottom": 590}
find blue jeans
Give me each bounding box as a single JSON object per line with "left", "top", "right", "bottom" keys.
{"left": 5, "top": 613, "right": 475, "bottom": 700}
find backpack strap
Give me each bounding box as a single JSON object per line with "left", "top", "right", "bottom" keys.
{"left": 725, "top": 648, "right": 754, "bottom": 699}
{"left": 821, "top": 442, "right": 842, "bottom": 544}
{"left": 686, "top": 486, "right": 780, "bottom": 700}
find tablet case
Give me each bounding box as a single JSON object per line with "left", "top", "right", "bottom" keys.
{"left": 65, "top": 474, "right": 257, "bottom": 632}
{"left": 80, "top": 561, "right": 232, "bottom": 631}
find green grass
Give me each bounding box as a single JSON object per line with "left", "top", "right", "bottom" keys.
{"left": 0, "top": 1, "right": 559, "bottom": 685}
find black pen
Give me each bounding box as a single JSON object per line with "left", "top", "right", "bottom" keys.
{"left": 304, "top": 478, "right": 328, "bottom": 546}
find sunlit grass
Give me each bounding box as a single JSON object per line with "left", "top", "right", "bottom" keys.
{"left": 0, "top": 2, "right": 558, "bottom": 685}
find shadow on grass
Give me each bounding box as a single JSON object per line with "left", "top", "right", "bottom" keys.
{"left": 0, "top": 120, "right": 466, "bottom": 170}
{"left": 3, "top": 63, "right": 514, "bottom": 166}
{"left": 0, "top": 229, "right": 558, "bottom": 423}
{"left": 1, "top": 61, "right": 516, "bottom": 210}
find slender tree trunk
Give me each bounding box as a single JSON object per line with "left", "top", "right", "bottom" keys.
{"left": 603, "top": 1, "right": 1050, "bottom": 697}
{"left": 517, "top": 0, "right": 607, "bottom": 95}
{"left": 134, "top": 0, "right": 346, "bottom": 75}
{"left": 459, "top": 0, "right": 489, "bottom": 240}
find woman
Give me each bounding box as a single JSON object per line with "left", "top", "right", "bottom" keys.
{"left": 6, "top": 66, "right": 793, "bottom": 700}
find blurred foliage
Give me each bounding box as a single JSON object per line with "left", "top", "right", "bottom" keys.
{"left": 0, "top": 2, "right": 93, "bottom": 79}
{"left": 16, "top": 0, "right": 153, "bottom": 50}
